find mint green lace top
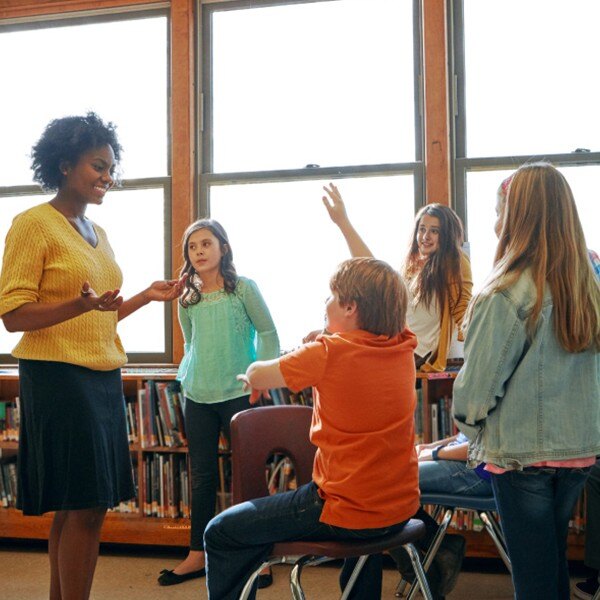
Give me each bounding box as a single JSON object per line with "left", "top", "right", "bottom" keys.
{"left": 177, "top": 276, "right": 280, "bottom": 403}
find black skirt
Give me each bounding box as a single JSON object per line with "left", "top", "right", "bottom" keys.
{"left": 17, "top": 359, "right": 135, "bottom": 515}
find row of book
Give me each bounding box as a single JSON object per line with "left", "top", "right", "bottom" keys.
{"left": 0, "top": 458, "right": 16, "bottom": 508}
{"left": 0, "top": 398, "right": 20, "bottom": 441}
{"left": 414, "top": 390, "right": 457, "bottom": 443}
{"left": 142, "top": 452, "right": 191, "bottom": 518}
{"left": 267, "top": 387, "right": 313, "bottom": 407}
{"left": 133, "top": 380, "right": 187, "bottom": 448}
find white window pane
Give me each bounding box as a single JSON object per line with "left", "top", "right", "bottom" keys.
{"left": 0, "top": 16, "right": 168, "bottom": 186}
{"left": 560, "top": 165, "right": 600, "bottom": 256}
{"left": 212, "top": 0, "right": 415, "bottom": 172}
{"left": 464, "top": 0, "right": 600, "bottom": 157}
{"left": 0, "top": 188, "right": 166, "bottom": 356}
{"left": 210, "top": 176, "right": 415, "bottom": 351}
{"left": 466, "top": 166, "right": 600, "bottom": 291}
{"left": 465, "top": 170, "right": 514, "bottom": 291}
{"left": 88, "top": 188, "right": 166, "bottom": 353}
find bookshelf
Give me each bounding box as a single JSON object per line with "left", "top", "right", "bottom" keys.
{"left": 415, "top": 371, "right": 586, "bottom": 560}
{"left": 0, "top": 367, "right": 195, "bottom": 546}
{"left": 0, "top": 369, "right": 587, "bottom": 558}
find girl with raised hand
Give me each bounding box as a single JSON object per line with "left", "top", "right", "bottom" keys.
{"left": 158, "top": 219, "right": 279, "bottom": 588}
{"left": 322, "top": 183, "right": 472, "bottom": 372}
{"left": 453, "top": 162, "right": 600, "bottom": 600}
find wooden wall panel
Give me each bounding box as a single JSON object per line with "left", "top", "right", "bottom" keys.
{"left": 421, "top": 0, "right": 450, "bottom": 205}
{"left": 0, "top": 0, "right": 163, "bottom": 20}
{"left": 170, "top": 0, "right": 195, "bottom": 363}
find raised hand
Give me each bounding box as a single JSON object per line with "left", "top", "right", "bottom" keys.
{"left": 80, "top": 281, "right": 123, "bottom": 312}
{"left": 322, "top": 182, "right": 349, "bottom": 226}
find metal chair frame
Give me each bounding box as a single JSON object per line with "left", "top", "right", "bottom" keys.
{"left": 395, "top": 494, "right": 511, "bottom": 599}
{"left": 230, "top": 405, "right": 433, "bottom": 600}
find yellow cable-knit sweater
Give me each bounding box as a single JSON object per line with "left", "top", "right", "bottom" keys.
{"left": 0, "top": 202, "right": 127, "bottom": 371}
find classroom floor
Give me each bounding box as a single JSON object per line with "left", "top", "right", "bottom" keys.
{"left": 0, "top": 540, "right": 591, "bottom": 600}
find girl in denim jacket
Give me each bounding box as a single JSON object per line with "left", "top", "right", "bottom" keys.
{"left": 453, "top": 162, "right": 600, "bottom": 600}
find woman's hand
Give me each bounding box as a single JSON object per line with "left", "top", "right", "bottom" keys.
{"left": 237, "top": 374, "right": 271, "bottom": 405}
{"left": 80, "top": 281, "right": 123, "bottom": 312}
{"left": 143, "top": 276, "right": 185, "bottom": 303}
{"left": 322, "top": 183, "right": 349, "bottom": 227}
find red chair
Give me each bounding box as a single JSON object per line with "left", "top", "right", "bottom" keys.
{"left": 230, "top": 404, "right": 433, "bottom": 600}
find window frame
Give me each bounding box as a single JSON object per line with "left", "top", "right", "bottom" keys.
{"left": 197, "top": 0, "right": 425, "bottom": 217}
{"left": 450, "top": 0, "right": 600, "bottom": 233}
{"left": 0, "top": 6, "right": 174, "bottom": 364}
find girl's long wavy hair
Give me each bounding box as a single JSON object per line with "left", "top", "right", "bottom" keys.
{"left": 179, "top": 219, "right": 238, "bottom": 307}
{"left": 402, "top": 204, "right": 464, "bottom": 314}
{"left": 467, "top": 162, "right": 599, "bottom": 352}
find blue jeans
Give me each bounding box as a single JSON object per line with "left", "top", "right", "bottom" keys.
{"left": 415, "top": 460, "right": 493, "bottom": 545}
{"left": 204, "top": 481, "right": 408, "bottom": 600}
{"left": 584, "top": 459, "right": 600, "bottom": 570}
{"left": 491, "top": 467, "right": 590, "bottom": 600}
{"left": 419, "top": 459, "right": 492, "bottom": 496}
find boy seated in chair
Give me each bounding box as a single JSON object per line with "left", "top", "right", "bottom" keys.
{"left": 204, "top": 257, "right": 421, "bottom": 600}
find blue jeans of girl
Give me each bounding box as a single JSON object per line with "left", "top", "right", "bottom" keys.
{"left": 491, "top": 467, "right": 590, "bottom": 600}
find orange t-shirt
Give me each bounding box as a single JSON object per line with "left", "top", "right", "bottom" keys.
{"left": 279, "top": 329, "right": 420, "bottom": 529}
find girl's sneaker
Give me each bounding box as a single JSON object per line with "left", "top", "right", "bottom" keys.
{"left": 574, "top": 574, "right": 600, "bottom": 600}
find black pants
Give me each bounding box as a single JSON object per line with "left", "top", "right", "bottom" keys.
{"left": 185, "top": 395, "right": 251, "bottom": 550}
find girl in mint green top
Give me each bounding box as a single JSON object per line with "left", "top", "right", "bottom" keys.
{"left": 160, "top": 219, "right": 279, "bottom": 585}
{"left": 177, "top": 276, "right": 279, "bottom": 402}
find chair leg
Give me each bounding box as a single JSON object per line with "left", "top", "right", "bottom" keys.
{"left": 404, "top": 543, "right": 433, "bottom": 600}
{"left": 397, "top": 507, "right": 453, "bottom": 599}
{"left": 290, "top": 555, "right": 318, "bottom": 600}
{"left": 480, "top": 511, "right": 512, "bottom": 574}
{"left": 239, "top": 558, "right": 282, "bottom": 600}
{"left": 339, "top": 555, "right": 369, "bottom": 600}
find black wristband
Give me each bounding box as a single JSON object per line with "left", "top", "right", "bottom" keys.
{"left": 432, "top": 444, "right": 446, "bottom": 461}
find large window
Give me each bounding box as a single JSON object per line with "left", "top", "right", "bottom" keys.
{"left": 200, "top": 0, "right": 422, "bottom": 351}
{"left": 0, "top": 10, "right": 171, "bottom": 361}
{"left": 452, "top": 0, "right": 600, "bottom": 289}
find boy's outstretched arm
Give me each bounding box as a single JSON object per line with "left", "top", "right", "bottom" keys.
{"left": 322, "top": 182, "right": 374, "bottom": 258}
{"left": 237, "top": 358, "right": 287, "bottom": 405}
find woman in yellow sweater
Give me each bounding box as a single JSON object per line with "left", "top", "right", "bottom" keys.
{"left": 0, "top": 113, "right": 181, "bottom": 600}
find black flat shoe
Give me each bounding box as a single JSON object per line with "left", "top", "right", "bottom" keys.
{"left": 158, "top": 568, "right": 206, "bottom": 586}
{"left": 257, "top": 571, "right": 273, "bottom": 589}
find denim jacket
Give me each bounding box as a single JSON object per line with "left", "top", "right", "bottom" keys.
{"left": 452, "top": 270, "right": 600, "bottom": 470}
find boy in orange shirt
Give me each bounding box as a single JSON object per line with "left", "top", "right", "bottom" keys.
{"left": 204, "top": 258, "right": 420, "bottom": 600}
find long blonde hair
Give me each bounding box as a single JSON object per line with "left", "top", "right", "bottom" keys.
{"left": 467, "top": 162, "right": 599, "bottom": 352}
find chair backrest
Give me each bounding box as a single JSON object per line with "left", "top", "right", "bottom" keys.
{"left": 230, "top": 405, "right": 315, "bottom": 504}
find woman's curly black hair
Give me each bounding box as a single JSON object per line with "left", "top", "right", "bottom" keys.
{"left": 30, "top": 112, "right": 123, "bottom": 191}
